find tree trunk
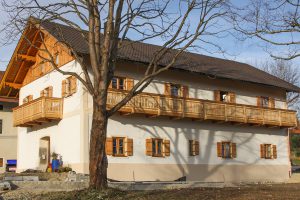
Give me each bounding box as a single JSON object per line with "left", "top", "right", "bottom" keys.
{"left": 89, "top": 97, "right": 108, "bottom": 189}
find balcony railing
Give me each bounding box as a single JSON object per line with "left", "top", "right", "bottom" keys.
{"left": 13, "top": 97, "right": 63, "bottom": 127}
{"left": 107, "top": 89, "right": 297, "bottom": 128}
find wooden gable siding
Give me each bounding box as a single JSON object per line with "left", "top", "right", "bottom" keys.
{"left": 0, "top": 24, "right": 74, "bottom": 98}
{"left": 23, "top": 32, "right": 74, "bottom": 86}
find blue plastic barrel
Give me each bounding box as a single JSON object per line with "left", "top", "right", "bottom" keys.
{"left": 51, "top": 159, "right": 60, "bottom": 171}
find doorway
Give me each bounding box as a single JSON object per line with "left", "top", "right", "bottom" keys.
{"left": 39, "top": 136, "right": 50, "bottom": 171}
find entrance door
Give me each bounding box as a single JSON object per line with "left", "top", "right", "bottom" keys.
{"left": 39, "top": 137, "right": 50, "bottom": 171}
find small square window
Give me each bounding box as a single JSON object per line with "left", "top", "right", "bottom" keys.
{"left": 111, "top": 77, "right": 126, "bottom": 90}
{"left": 0, "top": 105, "right": 3, "bottom": 110}
{"left": 112, "top": 137, "right": 125, "bottom": 156}
{"left": 170, "top": 84, "right": 180, "bottom": 97}
{"left": 152, "top": 138, "right": 163, "bottom": 157}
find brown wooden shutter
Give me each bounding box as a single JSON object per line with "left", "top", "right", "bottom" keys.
{"left": 260, "top": 144, "right": 265, "bottom": 158}
{"left": 62, "top": 80, "right": 66, "bottom": 97}
{"left": 181, "top": 85, "right": 189, "bottom": 98}
{"left": 257, "top": 96, "right": 262, "bottom": 107}
{"left": 269, "top": 97, "right": 275, "bottom": 108}
{"left": 0, "top": 158, "right": 3, "bottom": 167}
{"left": 125, "top": 138, "right": 133, "bottom": 156}
{"left": 272, "top": 145, "right": 277, "bottom": 159}
{"left": 40, "top": 90, "right": 45, "bottom": 97}
{"left": 70, "top": 76, "right": 77, "bottom": 94}
{"left": 214, "top": 90, "right": 221, "bottom": 101}
{"left": 195, "top": 141, "right": 200, "bottom": 155}
{"left": 228, "top": 92, "right": 236, "bottom": 103}
{"left": 163, "top": 140, "right": 170, "bottom": 156}
{"left": 217, "top": 142, "right": 222, "bottom": 157}
{"left": 164, "top": 83, "right": 171, "bottom": 96}
{"left": 105, "top": 138, "right": 113, "bottom": 156}
{"left": 146, "top": 139, "right": 153, "bottom": 156}
{"left": 125, "top": 78, "right": 134, "bottom": 90}
{"left": 48, "top": 86, "right": 53, "bottom": 97}
{"left": 231, "top": 143, "right": 237, "bottom": 158}
{"left": 189, "top": 140, "right": 195, "bottom": 156}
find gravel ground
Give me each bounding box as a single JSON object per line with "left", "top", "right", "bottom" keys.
{"left": 2, "top": 183, "right": 300, "bottom": 200}
{"left": 1, "top": 173, "right": 300, "bottom": 200}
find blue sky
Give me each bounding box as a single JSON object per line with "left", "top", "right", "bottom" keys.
{"left": 0, "top": 1, "right": 298, "bottom": 71}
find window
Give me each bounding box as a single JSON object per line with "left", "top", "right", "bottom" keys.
{"left": 40, "top": 86, "right": 53, "bottom": 97}
{"left": 146, "top": 138, "right": 170, "bottom": 157}
{"left": 23, "top": 95, "right": 33, "bottom": 104}
{"left": 217, "top": 141, "right": 236, "bottom": 159}
{"left": 189, "top": 140, "right": 199, "bottom": 156}
{"left": 214, "top": 90, "right": 236, "bottom": 103}
{"left": 109, "top": 76, "right": 134, "bottom": 91}
{"left": 170, "top": 84, "right": 181, "bottom": 97}
{"left": 106, "top": 137, "right": 133, "bottom": 157}
{"left": 0, "top": 105, "right": 3, "bottom": 110}
{"left": 260, "top": 144, "right": 277, "bottom": 159}
{"left": 0, "top": 119, "right": 2, "bottom": 134}
{"left": 165, "top": 83, "right": 189, "bottom": 98}
{"left": 113, "top": 137, "right": 125, "bottom": 156}
{"left": 257, "top": 97, "right": 275, "bottom": 108}
{"left": 62, "top": 76, "right": 77, "bottom": 97}
{"left": 0, "top": 158, "right": 3, "bottom": 167}
{"left": 152, "top": 138, "right": 163, "bottom": 157}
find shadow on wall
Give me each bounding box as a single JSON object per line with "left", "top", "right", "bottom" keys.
{"left": 109, "top": 113, "right": 287, "bottom": 182}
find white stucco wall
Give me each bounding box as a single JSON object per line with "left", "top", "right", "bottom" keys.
{"left": 16, "top": 60, "right": 291, "bottom": 181}
{"left": 0, "top": 102, "right": 18, "bottom": 173}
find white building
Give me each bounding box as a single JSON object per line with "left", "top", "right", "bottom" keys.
{"left": 0, "top": 20, "right": 298, "bottom": 182}
{"left": 0, "top": 71, "right": 18, "bottom": 173}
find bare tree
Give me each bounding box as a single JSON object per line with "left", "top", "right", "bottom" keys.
{"left": 258, "top": 59, "right": 300, "bottom": 110}
{"left": 1, "top": 0, "right": 230, "bottom": 189}
{"left": 230, "top": 0, "right": 300, "bottom": 60}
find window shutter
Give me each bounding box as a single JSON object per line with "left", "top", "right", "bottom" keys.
{"left": 257, "top": 96, "right": 262, "bottom": 107}
{"left": 105, "top": 138, "right": 113, "bottom": 156}
{"left": 125, "top": 78, "right": 134, "bottom": 91}
{"left": 28, "top": 95, "right": 33, "bottom": 101}
{"left": 228, "top": 92, "right": 236, "bottom": 103}
{"left": 48, "top": 86, "right": 53, "bottom": 97}
{"left": 163, "top": 140, "right": 170, "bottom": 156}
{"left": 214, "top": 90, "right": 221, "bottom": 101}
{"left": 0, "top": 158, "right": 3, "bottom": 167}
{"left": 181, "top": 85, "right": 189, "bottom": 98}
{"left": 146, "top": 139, "right": 153, "bottom": 156}
{"left": 217, "top": 142, "right": 222, "bottom": 157}
{"left": 125, "top": 138, "right": 133, "bottom": 156}
{"left": 62, "top": 80, "right": 66, "bottom": 97}
{"left": 269, "top": 97, "right": 275, "bottom": 108}
{"left": 260, "top": 144, "right": 265, "bottom": 158}
{"left": 189, "top": 140, "right": 195, "bottom": 156}
{"left": 272, "top": 145, "right": 277, "bottom": 159}
{"left": 231, "top": 143, "right": 237, "bottom": 158}
{"left": 195, "top": 141, "right": 200, "bottom": 155}
{"left": 164, "top": 83, "right": 171, "bottom": 96}
{"left": 40, "top": 90, "right": 45, "bottom": 97}
{"left": 70, "top": 76, "right": 77, "bottom": 94}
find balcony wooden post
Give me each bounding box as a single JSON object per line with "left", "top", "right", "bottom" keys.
{"left": 157, "top": 95, "right": 161, "bottom": 116}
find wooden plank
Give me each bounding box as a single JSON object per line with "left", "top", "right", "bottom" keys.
{"left": 17, "top": 54, "right": 36, "bottom": 62}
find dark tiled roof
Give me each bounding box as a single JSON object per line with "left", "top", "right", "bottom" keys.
{"left": 41, "top": 21, "right": 300, "bottom": 92}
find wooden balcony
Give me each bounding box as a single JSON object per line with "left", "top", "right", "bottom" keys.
{"left": 107, "top": 89, "right": 297, "bottom": 128}
{"left": 13, "top": 97, "right": 63, "bottom": 127}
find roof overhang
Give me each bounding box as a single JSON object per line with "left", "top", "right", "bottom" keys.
{"left": 0, "top": 19, "right": 43, "bottom": 98}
